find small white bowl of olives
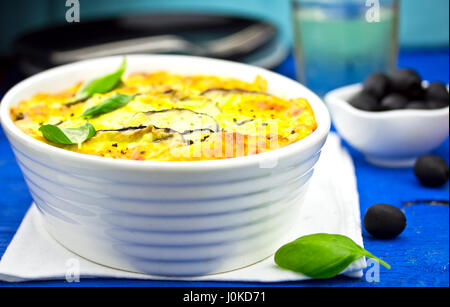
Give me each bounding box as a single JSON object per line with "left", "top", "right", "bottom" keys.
{"left": 325, "top": 69, "right": 449, "bottom": 168}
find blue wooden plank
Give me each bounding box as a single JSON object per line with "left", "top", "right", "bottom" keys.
{"left": 0, "top": 49, "right": 448, "bottom": 287}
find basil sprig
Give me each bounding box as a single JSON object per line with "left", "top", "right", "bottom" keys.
{"left": 67, "top": 58, "right": 127, "bottom": 105}
{"left": 275, "top": 234, "right": 390, "bottom": 279}
{"left": 81, "top": 94, "right": 136, "bottom": 118}
{"left": 39, "top": 122, "right": 96, "bottom": 148}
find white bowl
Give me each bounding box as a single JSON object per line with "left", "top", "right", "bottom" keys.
{"left": 325, "top": 83, "right": 449, "bottom": 168}
{"left": 0, "top": 55, "right": 330, "bottom": 276}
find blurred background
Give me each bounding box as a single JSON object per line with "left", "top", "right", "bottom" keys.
{"left": 0, "top": 0, "right": 448, "bottom": 95}
{"left": 0, "top": 0, "right": 449, "bottom": 56}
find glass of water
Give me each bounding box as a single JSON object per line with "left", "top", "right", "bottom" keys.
{"left": 291, "top": 0, "right": 399, "bottom": 97}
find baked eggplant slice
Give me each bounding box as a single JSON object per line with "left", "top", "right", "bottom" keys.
{"left": 200, "top": 88, "right": 270, "bottom": 96}
{"left": 96, "top": 125, "right": 148, "bottom": 133}
{"left": 145, "top": 108, "right": 220, "bottom": 134}
{"left": 96, "top": 125, "right": 183, "bottom": 144}
{"left": 96, "top": 108, "right": 220, "bottom": 145}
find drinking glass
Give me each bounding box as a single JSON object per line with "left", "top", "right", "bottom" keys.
{"left": 291, "top": 0, "right": 399, "bottom": 97}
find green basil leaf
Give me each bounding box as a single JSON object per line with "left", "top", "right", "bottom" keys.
{"left": 68, "top": 58, "right": 127, "bottom": 105}
{"left": 39, "top": 122, "right": 96, "bottom": 148}
{"left": 81, "top": 94, "right": 136, "bottom": 118}
{"left": 274, "top": 233, "right": 390, "bottom": 279}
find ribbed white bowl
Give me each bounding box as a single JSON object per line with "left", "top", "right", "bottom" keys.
{"left": 0, "top": 55, "right": 330, "bottom": 276}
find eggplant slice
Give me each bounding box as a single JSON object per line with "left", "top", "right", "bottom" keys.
{"left": 200, "top": 88, "right": 270, "bottom": 97}
{"left": 96, "top": 125, "right": 148, "bottom": 133}
{"left": 96, "top": 125, "right": 184, "bottom": 144}
{"left": 96, "top": 108, "right": 221, "bottom": 145}
{"left": 145, "top": 108, "right": 220, "bottom": 133}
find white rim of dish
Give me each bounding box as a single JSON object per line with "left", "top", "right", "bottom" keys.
{"left": 1, "top": 55, "right": 330, "bottom": 171}
{"left": 325, "top": 83, "right": 449, "bottom": 120}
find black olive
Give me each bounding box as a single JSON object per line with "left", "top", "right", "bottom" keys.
{"left": 405, "top": 101, "right": 429, "bottom": 110}
{"left": 390, "top": 69, "right": 424, "bottom": 99}
{"left": 380, "top": 94, "right": 408, "bottom": 110}
{"left": 363, "top": 72, "right": 391, "bottom": 100}
{"left": 364, "top": 204, "right": 406, "bottom": 239}
{"left": 425, "top": 82, "right": 449, "bottom": 102}
{"left": 427, "top": 100, "right": 449, "bottom": 109}
{"left": 414, "top": 155, "right": 449, "bottom": 188}
{"left": 349, "top": 91, "right": 380, "bottom": 111}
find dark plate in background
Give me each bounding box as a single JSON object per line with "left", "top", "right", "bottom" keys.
{"left": 14, "top": 13, "right": 288, "bottom": 75}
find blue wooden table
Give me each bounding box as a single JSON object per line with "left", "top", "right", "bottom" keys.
{"left": 0, "top": 50, "right": 448, "bottom": 287}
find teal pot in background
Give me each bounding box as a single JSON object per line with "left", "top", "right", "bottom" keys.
{"left": 1, "top": 0, "right": 448, "bottom": 57}
{"left": 399, "top": 0, "right": 449, "bottom": 48}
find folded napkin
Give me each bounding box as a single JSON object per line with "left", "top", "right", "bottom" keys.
{"left": 0, "top": 133, "right": 366, "bottom": 282}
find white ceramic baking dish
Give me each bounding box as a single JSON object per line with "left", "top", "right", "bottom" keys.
{"left": 0, "top": 55, "right": 330, "bottom": 276}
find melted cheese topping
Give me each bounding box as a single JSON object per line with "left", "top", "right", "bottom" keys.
{"left": 10, "top": 72, "right": 317, "bottom": 161}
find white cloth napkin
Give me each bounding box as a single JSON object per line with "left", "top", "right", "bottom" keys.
{"left": 0, "top": 133, "right": 366, "bottom": 283}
